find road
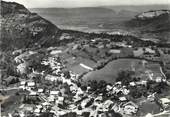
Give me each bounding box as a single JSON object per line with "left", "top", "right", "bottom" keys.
{"left": 154, "top": 110, "right": 170, "bottom": 117}
{"left": 160, "top": 67, "right": 167, "bottom": 79}
{"left": 0, "top": 87, "right": 21, "bottom": 91}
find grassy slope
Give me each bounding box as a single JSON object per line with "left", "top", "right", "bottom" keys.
{"left": 83, "top": 59, "right": 142, "bottom": 83}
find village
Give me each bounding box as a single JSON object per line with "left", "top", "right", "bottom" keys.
{"left": 1, "top": 42, "right": 170, "bottom": 117}
{"left": 1, "top": 1, "right": 170, "bottom": 117}
{"left": 1, "top": 24, "right": 170, "bottom": 117}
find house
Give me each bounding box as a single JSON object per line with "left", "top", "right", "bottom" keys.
{"left": 103, "top": 100, "right": 114, "bottom": 110}
{"left": 19, "top": 85, "right": 26, "bottom": 90}
{"left": 70, "top": 85, "right": 78, "bottom": 93}
{"left": 122, "top": 101, "right": 138, "bottom": 115}
{"left": 48, "top": 95, "right": 55, "bottom": 102}
{"left": 62, "top": 78, "right": 73, "bottom": 86}
{"left": 122, "top": 88, "right": 130, "bottom": 95}
{"left": 29, "top": 91, "right": 37, "bottom": 96}
{"left": 60, "top": 33, "right": 72, "bottom": 40}
{"left": 58, "top": 96, "right": 64, "bottom": 104}
{"left": 155, "top": 77, "right": 162, "bottom": 83}
{"left": 20, "top": 81, "right": 26, "bottom": 85}
{"left": 33, "top": 105, "right": 43, "bottom": 116}
{"left": 145, "top": 48, "right": 155, "bottom": 54}
{"left": 12, "top": 49, "right": 22, "bottom": 56}
{"left": 112, "top": 87, "right": 120, "bottom": 94}
{"left": 50, "top": 50, "right": 62, "bottom": 55}
{"left": 136, "top": 80, "right": 147, "bottom": 86}
{"left": 14, "top": 56, "right": 24, "bottom": 64}
{"left": 45, "top": 75, "right": 60, "bottom": 82}
{"left": 34, "top": 108, "right": 41, "bottom": 116}
{"left": 95, "top": 95, "right": 103, "bottom": 102}
{"left": 140, "top": 80, "right": 147, "bottom": 85}
{"left": 129, "top": 82, "right": 136, "bottom": 86}
{"left": 112, "top": 104, "right": 121, "bottom": 113}
{"left": 27, "top": 82, "right": 35, "bottom": 87}
{"left": 119, "top": 97, "right": 127, "bottom": 102}
{"left": 109, "top": 49, "right": 121, "bottom": 54}
{"left": 147, "top": 93, "right": 156, "bottom": 102}
{"left": 80, "top": 98, "right": 93, "bottom": 109}
{"left": 57, "top": 96, "right": 64, "bottom": 105}
{"left": 50, "top": 91, "right": 59, "bottom": 95}
{"left": 28, "top": 73, "right": 39, "bottom": 79}
{"left": 37, "top": 88, "right": 44, "bottom": 93}
{"left": 106, "top": 85, "right": 113, "bottom": 91}
{"left": 160, "top": 98, "right": 170, "bottom": 108}
{"left": 76, "top": 88, "right": 84, "bottom": 96}
{"left": 36, "top": 105, "right": 43, "bottom": 109}
{"left": 18, "top": 111, "right": 25, "bottom": 117}
{"left": 145, "top": 113, "right": 153, "bottom": 117}
{"left": 17, "top": 62, "right": 28, "bottom": 74}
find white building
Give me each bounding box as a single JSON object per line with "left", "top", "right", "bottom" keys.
{"left": 122, "top": 101, "right": 138, "bottom": 115}
{"left": 27, "top": 82, "right": 35, "bottom": 87}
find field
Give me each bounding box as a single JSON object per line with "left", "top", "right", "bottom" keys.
{"left": 83, "top": 58, "right": 162, "bottom": 83}
{"left": 0, "top": 95, "right": 9, "bottom": 105}
{"left": 65, "top": 56, "right": 96, "bottom": 74}
{"left": 83, "top": 58, "right": 144, "bottom": 83}
{"left": 1, "top": 94, "right": 23, "bottom": 116}
{"left": 0, "top": 89, "right": 26, "bottom": 116}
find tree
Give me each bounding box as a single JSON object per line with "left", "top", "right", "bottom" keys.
{"left": 116, "top": 70, "right": 135, "bottom": 85}
{"left": 81, "top": 85, "right": 87, "bottom": 91}
{"left": 129, "top": 87, "right": 142, "bottom": 98}
{"left": 63, "top": 70, "right": 71, "bottom": 79}
{"left": 88, "top": 80, "right": 98, "bottom": 92}
{"left": 107, "top": 110, "right": 122, "bottom": 117}
{"left": 39, "top": 112, "right": 54, "bottom": 117}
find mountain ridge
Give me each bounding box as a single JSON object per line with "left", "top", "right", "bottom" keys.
{"left": 126, "top": 9, "right": 170, "bottom": 43}
{"left": 1, "top": 1, "right": 60, "bottom": 51}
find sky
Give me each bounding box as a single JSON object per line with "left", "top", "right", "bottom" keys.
{"left": 4, "top": 0, "right": 170, "bottom": 8}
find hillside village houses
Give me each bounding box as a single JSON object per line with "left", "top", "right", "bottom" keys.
{"left": 15, "top": 55, "right": 143, "bottom": 117}
{"left": 16, "top": 62, "right": 28, "bottom": 75}
{"left": 12, "top": 53, "right": 169, "bottom": 117}
{"left": 160, "top": 98, "right": 170, "bottom": 108}
{"left": 17, "top": 74, "right": 169, "bottom": 116}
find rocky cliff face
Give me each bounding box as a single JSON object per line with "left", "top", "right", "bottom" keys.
{"left": 1, "top": 1, "right": 60, "bottom": 51}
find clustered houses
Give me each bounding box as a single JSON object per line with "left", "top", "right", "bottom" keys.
{"left": 14, "top": 55, "right": 170, "bottom": 117}
{"left": 15, "top": 56, "right": 137, "bottom": 117}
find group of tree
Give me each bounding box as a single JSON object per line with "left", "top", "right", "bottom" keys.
{"left": 116, "top": 70, "right": 135, "bottom": 85}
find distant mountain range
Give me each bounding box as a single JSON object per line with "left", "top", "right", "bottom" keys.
{"left": 30, "top": 6, "right": 170, "bottom": 43}
{"left": 1, "top": 1, "right": 170, "bottom": 52}
{"left": 30, "top": 7, "right": 127, "bottom": 31}
{"left": 127, "top": 10, "right": 170, "bottom": 43}
{"left": 128, "top": 10, "right": 170, "bottom": 31}
{"left": 105, "top": 4, "right": 170, "bottom": 12}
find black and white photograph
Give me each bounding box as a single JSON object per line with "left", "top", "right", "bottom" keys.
{"left": 1, "top": 0, "right": 170, "bottom": 116}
